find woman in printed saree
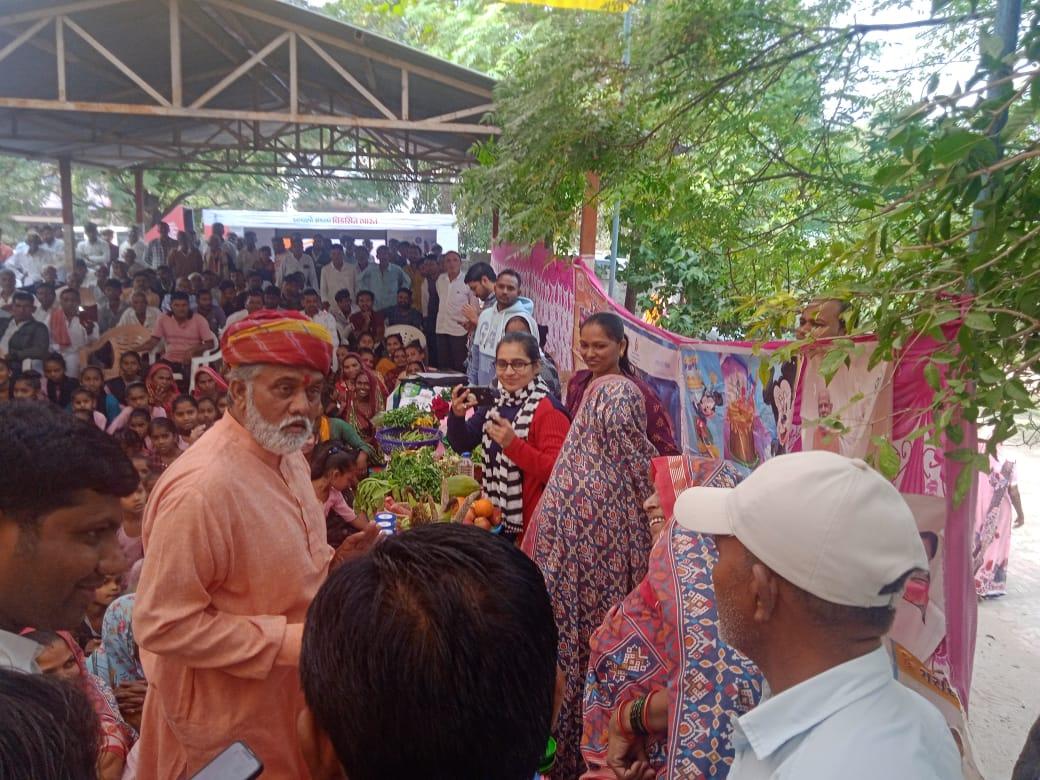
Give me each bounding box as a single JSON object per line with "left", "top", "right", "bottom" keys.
{"left": 581, "top": 457, "right": 762, "bottom": 779}
{"left": 973, "top": 447, "right": 1025, "bottom": 598}
{"left": 522, "top": 375, "right": 658, "bottom": 779}
{"left": 565, "top": 312, "right": 679, "bottom": 457}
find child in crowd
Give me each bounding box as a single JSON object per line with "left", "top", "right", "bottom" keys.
{"left": 197, "top": 396, "right": 219, "bottom": 428}
{"left": 216, "top": 394, "right": 229, "bottom": 417}
{"left": 11, "top": 370, "right": 42, "bottom": 400}
{"left": 130, "top": 454, "right": 153, "bottom": 489}
{"left": 309, "top": 441, "right": 370, "bottom": 548}
{"left": 71, "top": 387, "right": 107, "bottom": 430}
{"left": 118, "top": 479, "right": 147, "bottom": 587}
{"left": 336, "top": 344, "right": 351, "bottom": 370}
{"left": 73, "top": 568, "right": 123, "bottom": 655}
{"left": 105, "top": 351, "right": 143, "bottom": 405}
{"left": 80, "top": 366, "right": 121, "bottom": 424}
{"left": 358, "top": 347, "right": 376, "bottom": 371}
{"left": 148, "top": 417, "right": 181, "bottom": 473}
{"left": 106, "top": 381, "right": 166, "bottom": 434}
{"left": 25, "top": 629, "right": 135, "bottom": 780}
{"left": 0, "top": 356, "right": 11, "bottom": 401}
{"left": 405, "top": 339, "right": 428, "bottom": 372}
{"left": 113, "top": 428, "right": 147, "bottom": 459}
{"left": 43, "top": 353, "right": 79, "bottom": 407}
{"left": 376, "top": 333, "right": 404, "bottom": 378}
{"left": 171, "top": 394, "right": 205, "bottom": 447}
{"left": 357, "top": 331, "right": 376, "bottom": 353}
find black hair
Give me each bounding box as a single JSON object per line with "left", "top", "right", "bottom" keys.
{"left": 125, "top": 381, "right": 147, "bottom": 396}
{"left": 171, "top": 394, "right": 198, "bottom": 412}
{"left": 113, "top": 428, "right": 145, "bottom": 455}
{"left": 120, "top": 351, "right": 141, "bottom": 365}
{"left": 218, "top": 280, "right": 236, "bottom": 291}
{"left": 245, "top": 290, "right": 263, "bottom": 301}
{"left": 497, "top": 332, "right": 540, "bottom": 364}
{"left": 300, "top": 524, "right": 557, "bottom": 780}
{"left": 0, "top": 401, "right": 137, "bottom": 527}
{"left": 197, "top": 396, "right": 218, "bottom": 412}
{"left": 59, "top": 286, "right": 80, "bottom": 300}
{"left": 79, "top": 365, "right": 103, "bottom": 381}
{"left": 385, "top": 333, "right": 403, "bottom": 348}
{"left": 103, "top": 279, "right": 123, "bottom": 291}
{"left": 358, "top": 347, "right": 375, "bottom": 359}
{"left": 464, "top": 261, "right": 496, "bottom": 285}
{"left": 497, "top": 267, "right": 522, "bottom": 287}
{"left": 356, "top": 289, "right": 375, "bottom": 302}
{"left": 128, "top": 408, "right": 151, "bottom": 425}
{"left": 70, "top": 387, "right": 94, "bottom": 402}
{"left": 308, "top": 440, "right": 361, "bottom": 481}
{"left": 334, "top": 288, "right": 352, "bottom": 302}
{"left": 286, "top": 272, "right": 306, "bottom": 286}
{"left": 302, "top": 288, "right": 320, "bottom": 299}
{"left": 43, "top": 352, "right": 66, "bottom": 369}
{"left": 14, "top": 371, "right": 41, "bottom": 391}
{"left": 397, "top": 287, "right": 413, "bottom": 299}
{"left": 405, "top": 340, "right": 425, "bottom": 355}
{"left": 148, "top": 417, "right": 176, "bottom": 435}
{"left": 263, "top": 285, "right": 280, "bottom": 296}
{"left": 11, "top": 291, "right": 34, "bottom": 305}
{"left": 169, "top": 291, "right": 190, "bottom": 303}
{"left": 35, "top": 282, "right": 55, "bottom": 293}
{"left": 0, "top": 667, "right": 100, "bottom": 780}
{"left": 247, "top": 271, "right": 263, "bottom": 281}
{"left": 581, "top": 311, "right": 632, "bottom": 374}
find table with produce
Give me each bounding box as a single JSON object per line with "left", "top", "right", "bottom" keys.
{"left": 356, "top": 402, "right": 505, "bottom": 533}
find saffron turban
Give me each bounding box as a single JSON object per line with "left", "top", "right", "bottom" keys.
{"left": 221, "top": 309, "right": 333, "bottom": 373}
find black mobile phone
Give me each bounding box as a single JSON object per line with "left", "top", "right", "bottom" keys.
{"left": 465, "top": 385, "right": 499, "bottom": 407}
{"left": 191, "top": 741, "right": 264, "bottom": 780}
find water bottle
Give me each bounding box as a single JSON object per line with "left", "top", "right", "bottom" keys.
{"left": 457, "top": 452, "right": 474, "bottom": 478}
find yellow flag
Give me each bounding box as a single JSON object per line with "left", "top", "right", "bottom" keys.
{"left": 501, "top": 0, "right": 630, "bottom": 11}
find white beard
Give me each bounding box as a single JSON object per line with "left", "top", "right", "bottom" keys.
{"left": 243, "top": 385, "right": 313, "bottom": 455}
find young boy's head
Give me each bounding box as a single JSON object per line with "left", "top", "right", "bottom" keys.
{"left": 358, "top": 333, "right": 375, "bottom": 351}
{"left": 119, "top": 351, "right": 142, "bottom": 381}
{"left": 70, "top": 388, "right": 95, "bottom": 416}
{"left": 357, "top": 291, "right": 374, "bottom": 313}
{"left": 125, "top": 382, "right": 150, "bottom": 410}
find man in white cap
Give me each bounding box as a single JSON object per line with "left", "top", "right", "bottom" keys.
{"left": 662, "top": 451, "right": 960, "bottom": 780}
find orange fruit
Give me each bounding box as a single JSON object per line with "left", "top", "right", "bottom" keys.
{"left": 472, "top": 499, "right": 495, "bottom": 518}
{"left": 474, "top": 517, "right": 492, "bottom": 531}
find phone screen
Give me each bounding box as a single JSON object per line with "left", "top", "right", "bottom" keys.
{"left": 191, "top": 741, "right": 264, "bottom": 780}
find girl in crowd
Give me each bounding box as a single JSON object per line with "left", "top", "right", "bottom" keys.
{"left": 336, "top": 361, "right": 386, "bottom": 454}
{"left": 80, "top": 366, "right": 121, "bottom": 424}
{"left": 405, "top": 340, "right": 429, "bottom": 372}
{"left": 504, "top": 315, "right": 562, "bottom": 399}
{"left": 117, "top": 479, "right": 147, "bottom": 586}
{"left": 105, "top": 351, "right": 143, "bottom": 406}
{"left": 148, "top": 417, "right": 181, "bottom": 473}
{"left": 197, "top": 396, "right": 220, "bottom": 428}
{"left": 522, "top": 375, "right": 658, "bottom": 779}
{"left": 71, "top": 388, "right": 107, "bottom": 430}
{"left": 192, "top": 365, "right": 228, "bottom": 401}
{"left": 86, "top": 594, "right": 147, "bottom": 734}
{"left": 106, "top": 382, "right": 166, "bottom": 434}
{"left": 11, "top": 370, "right": 42, "bottom": 400}
{"left": 43, "top": 353, "right": 79, "bottom": 408}
{"left": 73, "top": 566, "right": 123, "bottom": 655}
{"left": 145, "top": 363, "right": 178, "bottom": 416}
{"left": 216, "top": 394, "right": 229, "bottom": 417}
{"left": 24, "top": 630, "right": 135, "bottom": 780}
{"left": 0, "top": 356, "right": 11, "bottom": 401}
{"left": 335, "top": 344, "right": 351, "bottom": 370}
{"left": 113, "top": 428, "right": 147, "bottom": 459}
{"left": 357, "top": 347, "right": 376, "bottom": 371}
{"left": 375, "top": 333, "right": 404, "bottom": 379}
{"left": 448, "top": 333, "right": 571, "bottom": 544}
{"left": 171, "top": 394, "right": 205, "bottom": 447}
{"left": 309, "top": 441, "right": 371, "bottom": 548}
{"left": 130, "top": 454, "right": 153, "bottom": 490}
{"left": 127, "top": 408, "right": 152, "bottom": 447}
{"left": 566, "top": 312, "right": 679, "bottom": 456}
{"left": 356, "top": 332, "right": 376, "bottom": 354}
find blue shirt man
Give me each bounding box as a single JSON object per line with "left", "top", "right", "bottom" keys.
{"left": 357, "top": 246, "right": 410, "bottom": 312}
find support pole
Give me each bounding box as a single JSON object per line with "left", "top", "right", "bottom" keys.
{"left": 579, "top": 172, "right": 600, "bottom": 258}
{"left": 607, "top": 7, "right": 633, "bottom": 300}
{"left": 134, "top": 168, "right": 145, "bottom": 233}
{"left": 491, "top": 209, "right": 500, "bottom": 242}
{"left": 59, "top": 156, "right": 74, "bottom": 274}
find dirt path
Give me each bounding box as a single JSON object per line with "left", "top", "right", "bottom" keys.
{"left": 969, "top": 442, "right": 1040, "bottom": 779}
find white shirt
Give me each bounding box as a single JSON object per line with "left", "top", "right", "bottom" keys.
{"left": 76, "top": 238, "right": 110, "bottom": 272}
{"left": 51, "top": 314, "right": 97, "bottom": 378}
{"left": 6, "top": 247, "right": 55, "bottom": 286}
{"left": 33, "top": 302, "right": 55, "bottom": 330}
{"left": 222, "top": 308, "right": 250, "bottom": 333}
{"left": 118, "top": 239, "right": 148, "bottom": 264}
{"left": 275, "top": 252, "right": 319, "bottom": 289}
{"left": 307, "top": 309, "right": 340, "bottom": 369}
{"left": 728, "top": 646, "right": 961, "bottom": 780}
{"left": 320, "top": 261, "right": 357, "bottom": 305}
{"left": 435, "top": 272, "right": 476, "bottom": 337}
{"left": 118, "top": 305, "right": 162, "bottom": 331}
{"left": 0, "top": 629, "right": 40, "bottom": 673}
{"left": 0, "top": 318, "right": 27, "bottom": 356}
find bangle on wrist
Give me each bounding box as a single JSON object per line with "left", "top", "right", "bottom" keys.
{"left": 615, "top": 701, "right": 633, "bottom": 738}
{"left": 629, "top": 694, "right": 649, "bottom": 736}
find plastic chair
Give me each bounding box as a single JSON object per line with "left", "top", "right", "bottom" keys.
{"left": 188, "top": 349, "right": 223, "bottom": 394}
{"left": 79, "top": 324, "right": 153, "bottom": 380}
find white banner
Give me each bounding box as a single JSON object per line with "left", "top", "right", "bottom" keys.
{"left": 202, "top": 209, "right": 457, "bottom": 232}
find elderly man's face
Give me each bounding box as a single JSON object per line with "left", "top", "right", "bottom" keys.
{"left": 797, "top": 300, "right": 846, "bottom": 340}
{"left": 230, "top": 364, "right": 324, "bottom": 455}
{"left": 711, "top": 535, "right": 764, "bottom": 658}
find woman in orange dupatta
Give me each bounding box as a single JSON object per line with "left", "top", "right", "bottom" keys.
{"left": 145, "top": 363, "right": 178, "bottom": 415}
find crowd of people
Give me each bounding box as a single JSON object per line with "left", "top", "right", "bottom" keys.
{"left": 0, "top": 220, "right": 1035, "bottom": 780}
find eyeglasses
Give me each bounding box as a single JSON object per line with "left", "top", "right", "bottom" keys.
{"left": 494, "top": 360, "right": 533, "bottom": 372}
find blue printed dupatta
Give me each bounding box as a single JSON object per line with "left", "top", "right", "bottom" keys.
{"left": 581, "top": 458, "right": 762, "bottom": 779}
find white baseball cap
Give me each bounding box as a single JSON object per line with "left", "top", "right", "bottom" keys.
{"left": 674, "top": 451, "right": 927, "bottom": 608}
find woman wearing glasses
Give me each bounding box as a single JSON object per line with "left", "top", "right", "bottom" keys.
{"left": 447, "top": 332, "right": 571, "bottom": 545}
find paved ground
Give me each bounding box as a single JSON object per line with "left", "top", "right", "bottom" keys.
{"left": 970, "top": 441, "right": 1040, "bottom": 779}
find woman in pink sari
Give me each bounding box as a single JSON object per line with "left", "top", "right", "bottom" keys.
{"left": 973, "top": 448, "right": 1025, "bottom": 598}
{"left": 523, "top": 375, "right": 658, "bottom": 779}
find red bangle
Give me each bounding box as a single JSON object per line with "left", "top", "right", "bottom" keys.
{"left": 615, "top": 700, "right": 633, "bottom": 738}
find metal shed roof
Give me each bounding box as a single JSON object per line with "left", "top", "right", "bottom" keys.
{"left": 0, "top": 0, "right": 499, "bottom": 183}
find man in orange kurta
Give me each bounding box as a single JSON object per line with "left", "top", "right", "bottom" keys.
{"left": 133, "top": 310, "right": 337, "bottom": 779}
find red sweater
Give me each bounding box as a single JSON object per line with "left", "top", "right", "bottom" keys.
{"left": 446, "top": 397, "right": 571, "bottom": 543}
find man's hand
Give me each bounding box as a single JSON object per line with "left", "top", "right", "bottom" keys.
{"left": 330, "top": 522, "right": 380, "bottom": 569}
{"left": 461, "top": 303, "right": 479, "bottom": 327}
{"left": 1015, "top": 513, "right": 1026, "bottom": 528}
{"left": 115, "top": 680, "right": 148, "bottom": 714}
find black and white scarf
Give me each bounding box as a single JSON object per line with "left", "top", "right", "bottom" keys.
{"left": 482, "top": 377, "right": 549, "bottom": 536}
